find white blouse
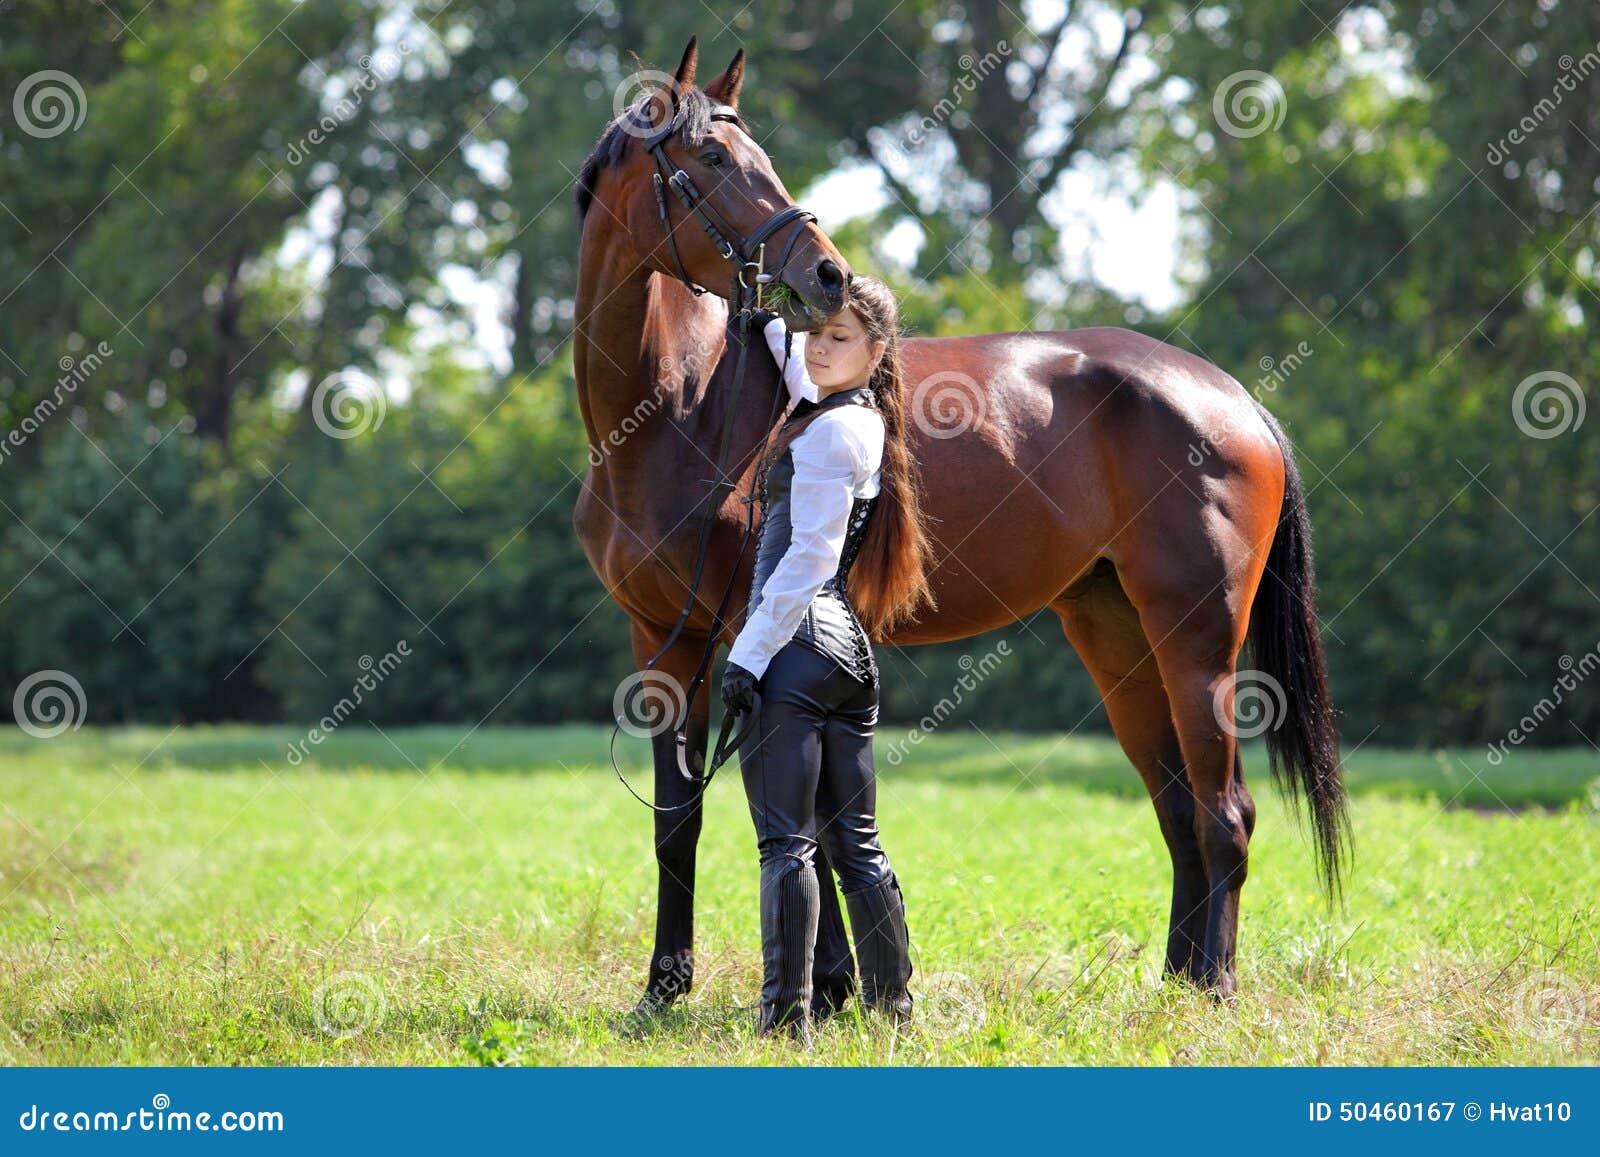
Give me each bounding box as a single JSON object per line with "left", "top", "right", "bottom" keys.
{"left": 725, "top": 317, "right": 885, "bottom": 679}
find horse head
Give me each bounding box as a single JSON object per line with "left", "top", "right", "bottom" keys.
{"left": 577, "top": 37, "right": 852, "bottom": 330}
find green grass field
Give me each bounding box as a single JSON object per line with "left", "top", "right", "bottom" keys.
{"left": 1, "top": 725, "right": 1596, "bottom": 1065}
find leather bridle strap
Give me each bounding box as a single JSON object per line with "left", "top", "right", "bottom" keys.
{"left": 644, "top": 103, "right": 818, "bottom": 296}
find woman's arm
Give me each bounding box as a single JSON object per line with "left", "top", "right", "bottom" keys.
{"left": 762, "top": 315, "right": 818, "bottom": 407}
{"left": 726, "top": 414, "right": 873, "bottom": 679}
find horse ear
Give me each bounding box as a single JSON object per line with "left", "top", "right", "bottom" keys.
{"left": 671, "top": 36, "right": 699, "bottom": 92}
{"left": 704, "top": 48, "right": 746, "bottom": 108}
{"left": 645, "top": 38, "right": 697, "bottom": 130}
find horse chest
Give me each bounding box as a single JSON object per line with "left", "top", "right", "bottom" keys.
{"left": 576, "top": 497, "right": 716, "bottom": 627}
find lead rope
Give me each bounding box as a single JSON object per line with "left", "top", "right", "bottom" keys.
{"left": 609, "top": 264, "right": 796, "bottom": 813}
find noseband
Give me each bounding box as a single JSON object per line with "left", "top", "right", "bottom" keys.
{"left": 642, "top": 102, "right": 818, "bottom": 298}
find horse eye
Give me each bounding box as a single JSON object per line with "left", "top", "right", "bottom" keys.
{"left": 700, "top": 151, "right": 725, "bottom": 167}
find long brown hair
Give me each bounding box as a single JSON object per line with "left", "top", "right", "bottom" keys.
{"left": 764, "top": 276, "right": 938, "bottom": 639}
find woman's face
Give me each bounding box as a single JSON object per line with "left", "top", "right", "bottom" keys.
{"left": 804, "top": 306, "right": 886, "bottom": 395}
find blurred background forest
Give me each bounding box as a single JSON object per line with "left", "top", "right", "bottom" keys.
{"left": 1, "top": 0, "right": 1596, "bottom": 749}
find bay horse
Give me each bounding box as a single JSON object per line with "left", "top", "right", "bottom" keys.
{"left": 572, "top": 38, "right": 1349, "bottom": 1010}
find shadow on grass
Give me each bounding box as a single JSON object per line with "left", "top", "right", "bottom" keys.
{"left": 4, "top": 724, "right": 1594, "bottom": 812}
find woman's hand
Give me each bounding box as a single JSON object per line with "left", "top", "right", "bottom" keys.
{"left": 721, "top": 661, "right": 758, "bottom": 714}
{"left": 748, "top": 306, "right": 779, "bottom": 333}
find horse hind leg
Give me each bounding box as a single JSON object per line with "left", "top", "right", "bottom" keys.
{"left": 1118, "top": 538, "right": 1266, "bottom": 1001}
{"left": 1052, "top": 569, "right": 1207, "bottom": 983}
{"left": 1143, "top": 622, "right": 1256, "bottom": 1000}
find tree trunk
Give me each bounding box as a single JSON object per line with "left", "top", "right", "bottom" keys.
{"left": 197, "top": 247, "right": 247, "bottom": 444}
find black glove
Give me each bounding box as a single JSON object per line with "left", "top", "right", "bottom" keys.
{"left": 747, "top": 306, "right": 779, "bottom": 333}
{"left": 721, "top": 661, "right": 758, "bottom": 715}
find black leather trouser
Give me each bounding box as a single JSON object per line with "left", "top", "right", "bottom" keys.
{"left": 738, "top": 639, "right": 908, "bottom": 1031}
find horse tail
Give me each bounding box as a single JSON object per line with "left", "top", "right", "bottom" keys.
{"left": 1247, "top": 398, "right": 1351, "bottom": 907}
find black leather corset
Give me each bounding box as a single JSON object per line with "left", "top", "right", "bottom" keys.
{"left": 748, "top": 387, "right": 880, "bottom": 687}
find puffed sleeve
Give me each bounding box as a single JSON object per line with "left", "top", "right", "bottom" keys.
{"left": 763, "top": 315, "right": 819, "bottom": 407}
{"left": 726, "top": 415, "right": 870, "bottom": 679}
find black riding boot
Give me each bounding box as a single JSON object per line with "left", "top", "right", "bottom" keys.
{"left": 843, "top": 873, "right": 913, "bottom": 1019}
{"left": 758, "top": 857, "right": 819, "bottom": 1038}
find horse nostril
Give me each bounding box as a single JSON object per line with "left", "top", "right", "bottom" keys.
{"left": 817, "top": 259, "right": 845, "bottom": 301}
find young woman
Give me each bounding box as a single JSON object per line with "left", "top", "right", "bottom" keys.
{"left": 721, "top": 275, "right": 938, "bottom": 1039}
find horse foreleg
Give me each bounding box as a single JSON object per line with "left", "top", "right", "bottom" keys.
{"left": 629, "top": 623, "right": 714, "bottom": 1014}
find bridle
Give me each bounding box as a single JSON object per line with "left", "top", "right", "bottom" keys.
{"left": 608, "top": 99, "right": 827, "bottom": 812}
{"left": 642, "top": 101, "right": 818, "bottom": 300}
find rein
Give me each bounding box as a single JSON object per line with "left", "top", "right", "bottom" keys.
{"left": 609, "top": 101, "right": 817, "bottom": 813}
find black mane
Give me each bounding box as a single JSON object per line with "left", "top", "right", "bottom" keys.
{"left": 574, "top": 85, "right": 719, "bottom": 221}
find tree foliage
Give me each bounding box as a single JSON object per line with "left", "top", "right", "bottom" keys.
{"left": 1, "top": 0, "right": 1595, "bottom": 747}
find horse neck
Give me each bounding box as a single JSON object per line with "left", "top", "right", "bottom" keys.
{"left": 574, "top": 231, "right": 758, "bottom": 505}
